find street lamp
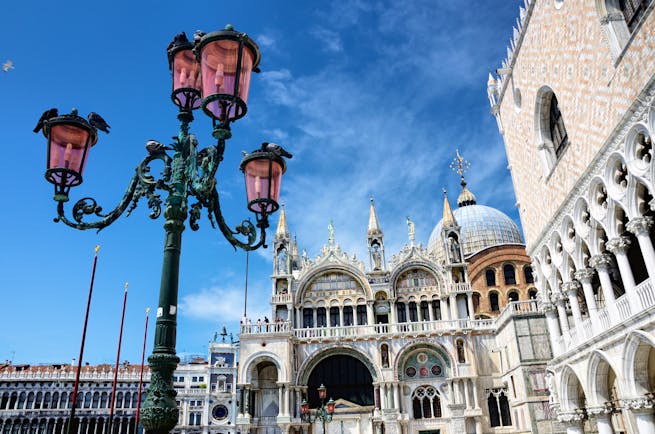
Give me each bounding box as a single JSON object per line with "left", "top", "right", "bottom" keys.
{"left": 300, "top": 384, "right": 336, "bottom": 434}
{"left": 37, "top": 25, "right": 290, "bottom": 434}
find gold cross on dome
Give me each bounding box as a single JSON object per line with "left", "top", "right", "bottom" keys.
{"left": 449, "top": 149, "right": 470, "bottom": 178}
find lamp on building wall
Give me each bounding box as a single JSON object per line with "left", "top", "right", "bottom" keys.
{"left": 37, "top": 25, "right": 290, "bottom": 434}
{"left": 300, "top": 384, "right": 335, "bottom": 434}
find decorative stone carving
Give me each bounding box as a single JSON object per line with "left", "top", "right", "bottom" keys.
{"left": 626, "top": 216, "right": 654, "bottom": 236}
{"left": 621, "top": 395, "right": 654, "bottom": 411}
{"left": 574, "top": 268, "right": 595, "bottom": 283}
{"left": 557, "top": 408, "right": 586, "bottom": 423}
{"left": 606, "top": 236, "right": 631, "bottom": 254}
{"left": 561, "top": 280, "right": 581, "bottom": 294}
{"left": 590, "top": 253, "right": 613, "bottom": 270}
{"left": 587, "top": 402, "right": 614, "bottom": 417}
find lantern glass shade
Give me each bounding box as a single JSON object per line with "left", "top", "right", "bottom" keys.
{"left": 317, "top": 385, "right": 327, "bottom": 400}
{"left": 301, "top": 400, "right": 309, "bottom": 415}
{"left": 326, "top": 398, "right": 335, "bottom": 414}
{"left": 171, "top": 48, "right": 201, "bottom": 110}
{"left": 200, "top": 38, "right": 255, "bottom": 122}
{"left": 46, "top": 121, "right": 97, "bottom": 186}
{"left": 242, "top": 154, "right": 285, "bottom": 214}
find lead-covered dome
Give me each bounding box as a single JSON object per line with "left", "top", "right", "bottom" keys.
{"left": 428, "top": 204, "right": 524, "bottom": 262}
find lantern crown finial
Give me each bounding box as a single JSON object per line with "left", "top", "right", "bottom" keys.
{"left": 225, "top": 24, "right": 234, "bottom": 31}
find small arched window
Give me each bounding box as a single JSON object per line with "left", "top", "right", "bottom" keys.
{"left": 329, "top": 307, "right": 340, "bottom": 327}
{"left": 485, "top": 269, "right": 496, "bottom": 286}
{"left": 412, "top": 386, "right": 442, "bottom": 419}
{"left": 508, "top": 291, "right": 519, "bottom": 302}
{"left": 420, "top": 301, "right": 430, "bottom": 321}
{"left": 472, "top": 292, "right": 481, "bottom": 314}
{"left": 528, "top": 289, "right": 538, "bottom": 299}
{"left": 488, "top": 390, "right": 513, "bottom": 427}
{"left": 343, "top": 306, "right": 353, "bottom": 326}
{"left": 357, "top": 305, "right": 368, "bottom": 325}
{"left": 316, "top": 307, "right": 327, "bottom": 327}
{"left": 397, "top": 302, "right": 407, "bottom": 323}
{"left": 303, "top": 308, "right": 313, "bottom": 328}
{"left": 524, "top": 266, "right": 534, "bottom": 283}
{"left": 408, "top": 302, "right": 418, "bottom": 322}
{"left": 456, "top": 339, "right": 466, "bottom": 363}
{"left": 503, "top": 264, "right": 516, "bottom": 285}
{"left": 490, "top": 292, "right": 500, "bottom": 312}
{"left": 432, "top": 300, "right": 441, "bottom": 320}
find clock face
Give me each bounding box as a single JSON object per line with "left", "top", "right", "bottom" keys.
{"left": 212, "top": 404, "right": 228, "bottom": 420}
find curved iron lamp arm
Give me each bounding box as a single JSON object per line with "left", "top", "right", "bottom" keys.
{"left": 53, "top": 152, "right": 173, "bottom": 231}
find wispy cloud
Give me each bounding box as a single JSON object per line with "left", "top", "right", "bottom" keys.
{"left": 179, "top": 283, "right": 269, "bottom": 323}
{"left": 310, "top": 27, "right": 343, "bottom": 53}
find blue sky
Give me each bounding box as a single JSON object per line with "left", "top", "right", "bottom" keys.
{"left": 0, "top": 0, "right": 523, "bottom": 365}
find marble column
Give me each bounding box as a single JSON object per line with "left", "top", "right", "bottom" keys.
{"left": 450, "top": 294, "right": 458, "bottom": 320}
{"left": 606, "top": 236, "right": 636, "bottom": 293}
{"left": 393, "top": 383, "right": 401, "bottom": 412}
{"left": 542, "top": 302, "right": 562, "bottom": 355}
{"left": 440, "top": 297, "right": 449, "bottom": 321}
{"left": 467, "top": 293, "right": 475, "bottom": 319}
{"left": 558, "top": 411, "right": 585, "bottom": 434}
{"left": 554, "top": 294, "right": 570, "bottom": 333}
{"left": 562, "top": 281, "right": 583, "bottom": 327}
{"left": 575, "top": 268, "right": 599, "bottom": 325}
{"left": 627, "top": 216, "right": 655, "bottom": 279}
{"left": 590, "top": 254, "right": 617, "bottom": 304}
{"left": 367, "top": 301, "right": 375, "bottom": 325}
{"left": 587, "top": 406, "right": 615, "bottom": 434}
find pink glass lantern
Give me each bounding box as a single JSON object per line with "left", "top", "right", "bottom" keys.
{"left": 317, "top": 384, "right": 327, "bottom": 400}
{"left": 326, "top": 398, "right": 335, "bottom": 414}
{"left": 196, "top": 25, "right": 261, "bottom": 126}
{"left": 300, "top": 400, "right": 309, "bottom": 415}
{"left": 44, "top": 112, "right": 98, "bottom": 199}
{"left": 168, "top": 34, "right": 201, "bottom": 111}
{"left": 240, "top": 151, "right": 286, "bottom": 216}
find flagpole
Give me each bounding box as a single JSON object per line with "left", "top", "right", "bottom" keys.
{"left": 66, "top": 245, "right": 100, "bottom": 434}
{"left": 135, "top": 307, "right": 150, "bottom": 434}
{"left": 108, "top": 283, "right": 128, "bottom": 434}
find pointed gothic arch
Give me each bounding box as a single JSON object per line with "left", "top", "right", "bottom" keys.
{"left": 623, "top": 329, "right": 655, "bottom": 396}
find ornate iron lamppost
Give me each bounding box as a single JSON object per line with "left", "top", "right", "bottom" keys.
{"left": 37, "top": 25, "right": 290, "bottom": 434}
{"left": 301, "top": 384, "right": 335, "bottom": 434}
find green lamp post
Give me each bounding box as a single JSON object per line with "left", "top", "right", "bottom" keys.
{"left": 301, "top": 384, "right": 336, "bottom": 434}
{"left": 38, "top": 26, "right": 290, "bottom": 434}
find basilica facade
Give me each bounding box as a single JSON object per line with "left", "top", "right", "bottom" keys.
{"left": 235, "top": 174, "right": 557, "bottom": 434}
{"left": 487, "top": 0, "right": 655, "bottom": 433}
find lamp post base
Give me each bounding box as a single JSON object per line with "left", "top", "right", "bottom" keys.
{"left": 140, "top": 353, "right": 179, "bottom": 434}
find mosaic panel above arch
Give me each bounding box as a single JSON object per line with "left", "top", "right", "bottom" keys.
{"left": 398, "top": 344, "right": 451, "bottom": 381}
{"left": 395, "top": 268, "right": 440, "bottom": 296}
{"left": 303, "top": 271, "right": 366, "bottom": 302}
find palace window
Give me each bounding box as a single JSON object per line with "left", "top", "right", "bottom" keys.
{"left": 397, "top": 302, "right": 407, "bottom": 323}
{"left": 508, "top": 291, "right": 519, "bottom": 302}
{"left": 420, "top": 301, "right": 430, "bottom": 321}
{"left": 549, "top": 94, "right": 568, "bottom": 158}
{"left": 317, "top": 307, "right": 327, "bottom": 327}
{"left": 408, "top": 302, "right": 418, "bottom": 322}
{"left": 330, "top": 307, "right": 340, "bottom": 326}
{"left": 490, "top": 292, "right": 500, "bottom": 312}
{"left": 503, "top": 264, "right": 516, "bottom": 285}
{"left": 485, "top": 269, "right": 496, "bottom": 286}
{"left": 412, "top": 386, "right": 442, "bottom": 419}
{"left": 432, "top": 300, "right": 441, "bottom": 320}
{"left": 343, "top": 306, "right": 353, "bottom": 326}
{"left": 357, "top": 305, "right": 368, "bottom": 325}
{"left": 524, "top": 266, "right": 534, "bottom": 283}
{"left": 303, "top": 308, "right": 313, "bottom": 328}
{"left": 488, "top": 390, "right": 512, "bottom": 427}
{"left": 620, "top": 0, "right": 653, "bottom": 31}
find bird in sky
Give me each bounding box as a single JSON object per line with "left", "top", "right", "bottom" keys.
{"left": 87, "top": 112, "right": 110, "bottom": 133}
{"left": 2, "top": 60, "right": 14, "bottom": 72}
{"left": 33, "top": 108, "right": 58, "bottom": 133}
{"left": 261, "top": 142, "right": 293, "bottom": 159}
{"left": 146, "top": 139, "right": 173, "bottom": 154}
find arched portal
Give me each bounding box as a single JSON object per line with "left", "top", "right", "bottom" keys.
{"left": 252, "top": 361, "right": 280, "bottom": 420}
{"left": 306, "top": 355, "right": 374, "bottom": 408}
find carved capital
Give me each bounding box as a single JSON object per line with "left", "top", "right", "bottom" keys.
{"left": 587, "top": 402, "right": 614, "bottom": 416}
{"left": 561, "top": 280, "right": 581, "bottom": 295}
{"left": 626, "top": 216, "right": 654, "bottom": 236}
{"left": 621, "top": 395, "right": 654, "bottom": 412}
{"left": 551, "top": 291, "right": 567, "bottom": 305}
{"left": 574, "top": 268, "right": 595, "bottom": 283}
{"left": 606, "top": 236, "right": 631, "bottom": 254}
{"left": 540, "top": 300, "right": 557, "bottom": 313}
{"left": 590, "top": 253, "right": 614, "bottom": 270}
{"left": 557, "top": 408, "right": 586, "bottom": 423}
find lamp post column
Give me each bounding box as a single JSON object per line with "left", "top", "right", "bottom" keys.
{"left": 140, "top": 138, "right": 189, "bottom": 434}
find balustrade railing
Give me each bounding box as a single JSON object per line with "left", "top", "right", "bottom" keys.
{"left": 271, "top": 293, "right": 293, "bottom": 304}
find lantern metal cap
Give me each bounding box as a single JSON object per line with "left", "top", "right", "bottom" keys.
{"left": 195, "top": 25, "right": 262, "bottom": 72}
{"left": 239, "top": 149, "right": 287, "bottom": 173}
{"left": 166, "top": 32, "right": 194, "bottom": 70}
{"left": 44, "top": 110, "right": 98, "bottom": 145}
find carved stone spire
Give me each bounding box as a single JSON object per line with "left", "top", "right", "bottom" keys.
{"left": 368, "top": 196, "right": 383, "bottom": 237}
{"left": 442, "top": 189, "right": 457, "bottom": 228}
{"left": 275, "top": 203, "right": 290, "bottom": 241}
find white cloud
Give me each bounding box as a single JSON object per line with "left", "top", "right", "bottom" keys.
{"left": 257, "top": 34, "right": 276, "bottom": 49}
{"left": 179, "top": 284, "right": 269, "bottom": 323}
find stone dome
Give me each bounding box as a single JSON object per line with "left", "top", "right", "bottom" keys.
{"left": 428, "top": 204, "right": 524, "bottom": 262}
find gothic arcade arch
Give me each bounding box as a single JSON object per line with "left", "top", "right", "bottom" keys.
{"left": 623, "top": 329, "right": 655, "bottom": 396}
{"left": 559, "top": 365, "right": 587, "bottom": 412}
{"left": 587, "top": 350, "right": 623, "bottom": 406}
{"left": 239, "top": 352, "right": 287, "bottom": 384}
